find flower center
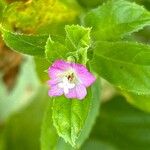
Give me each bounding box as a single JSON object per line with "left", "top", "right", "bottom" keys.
{"left": 58, "top": 71, "right": 76, "bottom": 94}
{"left": 67, "top": 73, "right": 74, "bottom": 82}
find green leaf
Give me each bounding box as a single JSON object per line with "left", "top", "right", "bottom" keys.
{"left": 56, "top": 138, "right": 117, "bottom": 150}
{"left": 56, "top": 138, "right": 74, "bottom": 150}
{"left": 91, "top": 95, "right": 150, "bottom": 150}
{"left": 0, "top": 0, "right": 6, "bottom": 21}
{"left": 84, "top": 0, "right": 150, "bottom": 41}
{"left": 2, "top": 0, "right": 80, "bottom": 34}
{"left": 1, "top": 28, "right": 48, "bottom": 56}
{"left": 52, "top": 79, "right": 101, "bottom": 148}
{"left": 34, "top": 57, "right": 50, "bottom": 82}
{"left": 41, "top": 101, "right": 58, "bottom": 150}
{"left": 81, "top": 140, "right": 118, "bottom": 150}
{"left": 77, "top": 78, "right": 101, "bottom": 147}
{"left": 91, "top": 41, "right": 150, "bottom": 95}
{"left": 65, "top": 25, "right": 91, "bottom": 64}
{"left": 65, "top": 25, "right": 91, "bottom": 52}
{"left": 45, "top": 25, "right": 91, "bottom": 64}
{"left": 123, "top": 91, "right": 150, "bottom": 113}
{"left": 45, "top": 37, "right": 68, "bottom": 63}
{"left": 128, "top": 0, "right": 150, "bottom": 11}
{"left": 77, "top": 0, "right": 103, "bottom": 8}
{"left": 52, "top": 94, "right": 90, "bottom": 148}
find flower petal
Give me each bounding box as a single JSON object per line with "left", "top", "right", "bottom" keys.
{"left": 48, "top": 66, "right": 62, "bottom": 78}
{"left": 47, "top": 78, "right": 61, "bottom": 86}
{"left": 73, "top": 63, "right": 89, "bottom": 73}
{"left": 74, "top": 64, "right": 96, "bottom": 87}
{"left": 52, "top": 60, "right": 71, "bottom": 70}
{"left": 78, "top": 72, "right": 96, "bottom": 87}
{"left": 65, "top": 84, "right": 87, "bottom": 100}
{"left": 48, "top": 85, "right": 63, "bottom": 97}
{"left": 48, "top": 60, "right": 71, "bottom": 78}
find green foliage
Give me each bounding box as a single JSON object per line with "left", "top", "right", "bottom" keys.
{"left": 81, "top": 140, "right": 117, "bottom": 150}
{"left": 1, "top": 0, "right": 150, "bottom": 149}
{"left": 0, "top": 57, "right": 39, "bottom": 123}
{"left": 84, "top": 0, "right": 150, "bottom": 41}
{"left": 41, "top": 101, "right": 58, "bottom": 150}
{"left": 34, "top": 57, "right": 50, "bottom": 82}
{"left": 76, "top": 78, "right": 101, "bottom": 147}
{"left": 45, "top": 25, "right": 91, "bottom": 64}
{"left": 1, "top": 28, "right": 48, "bottom": 57}
{"left": 91, "top": 95, "right": 150, "bottom": 150}
{"left": 91, "top": 41, "right": 150, "bottom": 95}
{"left": 123, "top": 92, "right": 150, "bottom": 112}
{"left": 2, "top": 0, "right": 80, "bottom": 34}
{"left": 52, "top": 79, "right": 101, "bottom": 148}
{"left": 3, "top": 86, "right": 48, "bottom": 150}
{"left": 65, "top": 25, "right": 91, "bottom": 64}
{"left": 52, "top": 93, "right": 90, "bottom": 147}
{"left": 65, "top": 25, "right": 91, "bottom": 52}
{"left": 45, "top": 37, "right": 68, "bottom": 63}
{"left": 128, "top": 0, "right": 150, "bottom": 10}
{"left": 0, "top": 0, "right": 6, "bottom": 20}
{"left": 77, "top": 0, "right": 104, "bottom": 8}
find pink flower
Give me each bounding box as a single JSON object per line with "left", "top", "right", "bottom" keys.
{"left": 48, "top": 60, "right": 96, "bottom": 100}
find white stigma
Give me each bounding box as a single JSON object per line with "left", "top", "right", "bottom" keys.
{"left": 58, "top": 77, "right": 75, "bottom": 94}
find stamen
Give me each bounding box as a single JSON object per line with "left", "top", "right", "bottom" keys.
{"left": 67, "top": 73, "right": 74, "bottom": 82}
{"left": 58, "top": 76, "right": 75, "bottom": 94}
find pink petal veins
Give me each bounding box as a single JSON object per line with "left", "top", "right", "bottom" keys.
{"left": 65, "top": 84, "right": 87, "bottom": 100}
{"left": 48, "top": 84, "right": 63, "bottom": 97}
{"left": 48, "top": 66, "right": 63, "bottom": 78}
{"left": 74, "top": 63, "right": 96, "bottom": 87}
{"left": 52, "top": 60, "right": 71, "bottom": 71}
{"left": 48, "top": 60, "right": 71, "bottom": 78}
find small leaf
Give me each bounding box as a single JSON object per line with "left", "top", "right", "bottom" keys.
{"left": 91, "top": 41, "right": 150, "bottom": 95}
{"left": 84, "top": 0, "right": 150, "bottom": 41}
{"left": 65, "top": 25, "right": 91, "bottom": 52}
{"left": 45, "top": 25, "right": 91, "bottom": 64}
{"left": 52, "top": 79, "right": 101, "bottom": 148}
{"left": 65, "top": 25, "right": 91, "bottom": 64}
{"left": 1, "top": 28, "right": 48, "bottom": 56}
{"left": 45, "top": 37, "right": 68, "bottom": 63}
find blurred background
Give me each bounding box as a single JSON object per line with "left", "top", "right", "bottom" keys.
{"left": 0, "top": 0, "right": 150, "bottom": 150}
